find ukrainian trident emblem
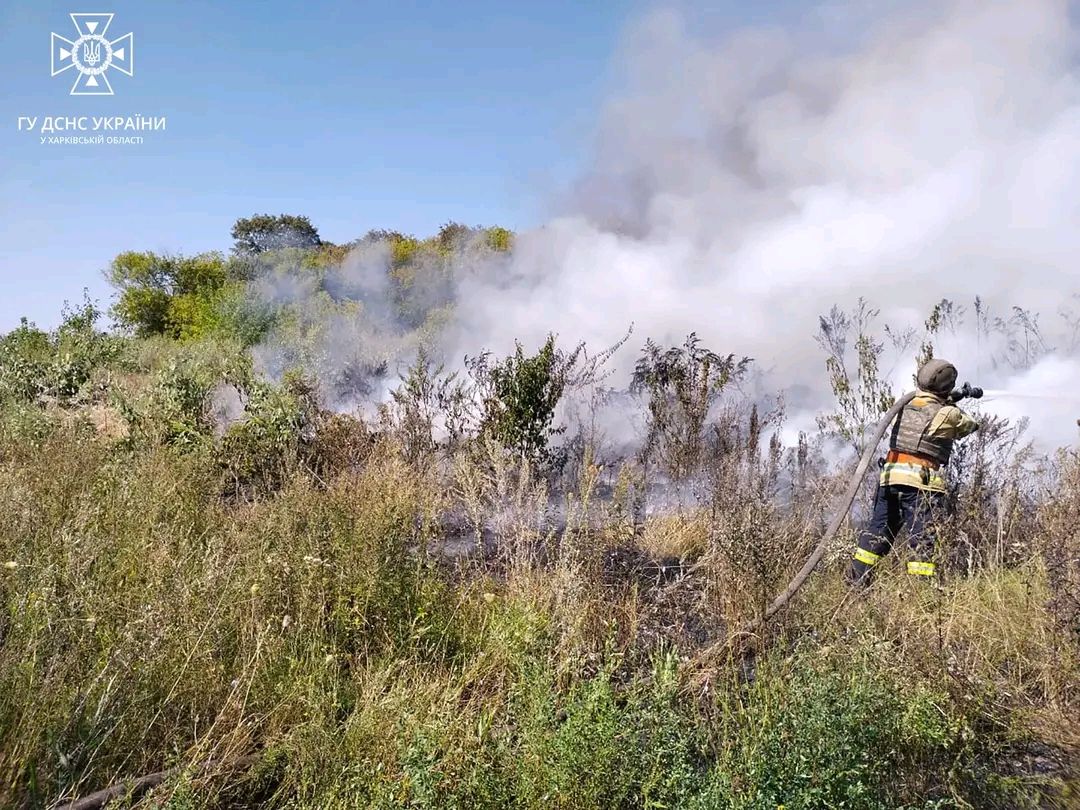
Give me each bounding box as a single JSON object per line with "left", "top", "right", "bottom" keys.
{"left": 51, "top": 13, "right": 134, "bottom": 96}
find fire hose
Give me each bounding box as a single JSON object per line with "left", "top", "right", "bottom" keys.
{"left": 52, "top": 755, "right": 260, "bottom": 810}
{"left": 751, "top": 382, "right": 983, "bottom": 629}
{"left": 55, "top": 388, "right": 989, "bottom": 806}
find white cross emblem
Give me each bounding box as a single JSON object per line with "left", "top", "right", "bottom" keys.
{"left": 51, "top": 13, "right": 134, "bottom": 96}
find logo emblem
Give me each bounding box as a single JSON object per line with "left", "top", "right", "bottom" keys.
{"left": 51, "top": 13, "right": 134, "bottom": 96}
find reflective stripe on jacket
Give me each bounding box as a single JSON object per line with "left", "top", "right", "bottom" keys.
{"left": 880, "top": 389, "right": 978, "bottom": 492}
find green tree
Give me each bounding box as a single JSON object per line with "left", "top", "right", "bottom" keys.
{"left": 107, "top": 251, "right": 229, "bottom": 338}
{"left": 484, "top": 226, "right": 513, "bottom": 252}
{"left": 230, "top": 214, "right": 321, "bottom": 256}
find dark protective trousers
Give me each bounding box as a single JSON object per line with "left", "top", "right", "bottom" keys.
{"left": 847, "top": 484, "right": 945, "bottom": 585}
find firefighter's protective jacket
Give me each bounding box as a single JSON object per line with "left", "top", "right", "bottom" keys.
{"left": 879, "top": 389, "right": 979, "bottom": 492}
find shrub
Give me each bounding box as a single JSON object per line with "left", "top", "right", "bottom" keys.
{"left": 217, "top": 373, "right": 319, "bottom": 500}
{"left": 814, "top": 300, "right": 897, "bottom": 453}
{"left": 631, "top": 333, "right": 751, "bottom": 481}
{"left": 0, "top": 299, "right": 127, "bottom": 407}
{"left": 468, "top": 333, "right": 625, "bottom": 471}
{"left": 467, "top": 335, "right": 577, "bottom": 467}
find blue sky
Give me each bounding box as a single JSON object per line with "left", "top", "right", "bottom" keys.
{"left": 0, "top": 1, "right": 802, "bottom": 330}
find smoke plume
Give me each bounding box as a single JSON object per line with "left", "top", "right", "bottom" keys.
{"left": 447, "top": 0, "right": 1078, "bottom": 445}
{"left": 262, "top": 0, "right": 1080, "bottom": 450}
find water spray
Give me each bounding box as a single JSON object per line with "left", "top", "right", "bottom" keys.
{"left": 977, "top": 388, "right": 1080, "bottom": 428}
{"left": 979, "top": 389, "right": 1080, "bottom": 402}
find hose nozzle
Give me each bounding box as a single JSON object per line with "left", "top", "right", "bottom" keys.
{"left": 948, "top": 382, "right": 983, "bottom": 403}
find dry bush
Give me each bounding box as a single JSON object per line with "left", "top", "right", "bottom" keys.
{"left": 451, "top": 435, "right": 552, "bottom": 575}
{"left": 303, "top": 410, "right": 377, "bottom": 480}
{"left": 5, "top": 295, "right": 1080, "bottom": 807}
{"left": 1037, "top": 451, "right": 1080, "bottom": 646}
{"left": 631, "top": 333, "right": 751, "bottom": 482}
{"left": 637, "top": 512, "right": 710, "bottom": 561}
{"left": 945, "top": 413, "right": 1044, "bottom": 574}
{"left": 691, "top": 402, "right": 823, "bottom": 634}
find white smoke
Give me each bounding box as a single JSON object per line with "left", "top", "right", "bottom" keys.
{"left": 249, "top": 241, "right": 420, "bottom": 411}
{"left": 444, "top": 0, "right": 1080, "bottom": 449}
{"left": 246, "top": 0, "right": 1080, "bottom": 452}
{"left": 980, "top": 356, "right": 1080, "bottom": 450}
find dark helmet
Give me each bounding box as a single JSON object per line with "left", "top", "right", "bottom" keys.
{"left": 916, "top": 359, "right": 958, "bottom": 397}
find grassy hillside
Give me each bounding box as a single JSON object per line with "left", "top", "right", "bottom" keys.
{"left": 0, "top": 226, "right": 1077, "bottom": 808}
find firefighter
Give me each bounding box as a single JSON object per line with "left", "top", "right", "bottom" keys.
{"left": 846, "top": 359, "right": 979, "bottom": 586}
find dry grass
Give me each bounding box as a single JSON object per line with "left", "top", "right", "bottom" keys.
{"left": 0, "top": 387, "right": 1077, "bottom": 808}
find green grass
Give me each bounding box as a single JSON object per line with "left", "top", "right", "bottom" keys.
{"left": 0, "top": 322, "right": 1076, "bottom": 809}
